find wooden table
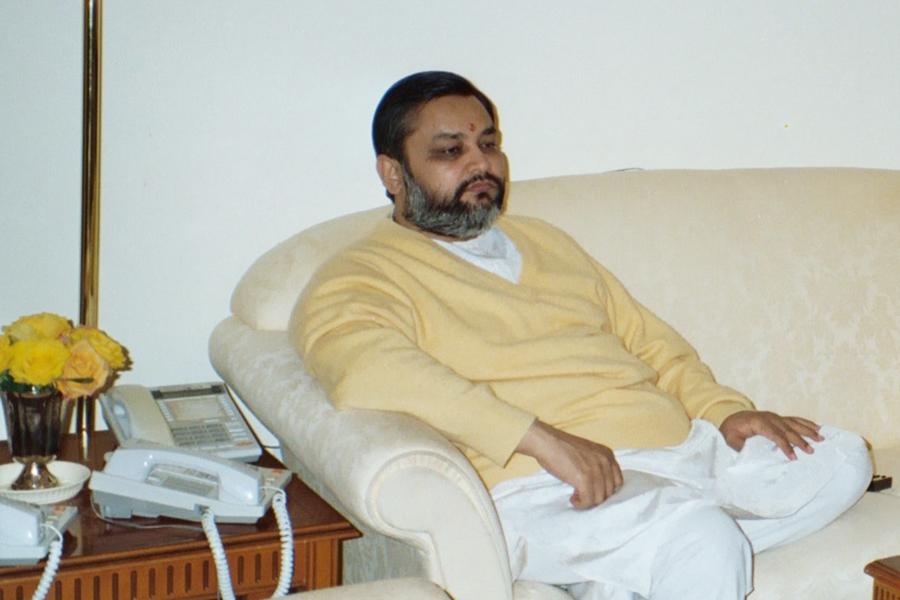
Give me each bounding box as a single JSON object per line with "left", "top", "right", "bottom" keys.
{"left": 866, "top": 555, "right": 900, "bottom": 600}
{"left": 0, "top": 431, "right": 359, "bottom": 599}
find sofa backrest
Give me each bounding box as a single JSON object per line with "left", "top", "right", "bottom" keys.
{"left": 231, "top": 167, "right": 900, "bottom": 447}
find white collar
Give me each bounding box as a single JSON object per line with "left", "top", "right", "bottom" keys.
{"left": 433, "top": 227, "right": 522, "bottom": 283}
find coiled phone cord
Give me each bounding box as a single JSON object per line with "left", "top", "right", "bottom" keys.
{"left": 200, "top": 490, "right": 293, "bottom": 600}
{"left": 31, "top": 524, "right": 63, "bottom": 600}
{"left": 270, "top": 489, "right": 293, "bottom": 597}
{"left": 201, "top": 508, "right": 237, "bottom": 600}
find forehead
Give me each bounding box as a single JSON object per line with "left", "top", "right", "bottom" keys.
{"left": 407, "top": 95, "right": 495, "bottom": 140}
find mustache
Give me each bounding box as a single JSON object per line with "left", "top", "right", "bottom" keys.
{"left": 453, "top": 172, "right": 505, "bottom": 203}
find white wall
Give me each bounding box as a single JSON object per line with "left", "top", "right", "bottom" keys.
{"left": 2, "top": 1, "right": 899, "bottom": 439}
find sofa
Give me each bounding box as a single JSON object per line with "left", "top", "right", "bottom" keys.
{"left": 292, "top": 578, "right": 450, "bottom": 599}
{"left": 209, "top": 167, "right": 900, "bottom": 599}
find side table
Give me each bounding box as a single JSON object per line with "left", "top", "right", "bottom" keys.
{"left": 865, "top": 555, "right": 900, "bottom": 600}
{"left": 0, "top": 431, "right": 359, "bottom": 599}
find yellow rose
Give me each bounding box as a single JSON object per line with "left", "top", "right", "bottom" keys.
{"left": 0, "top": 335, "right": 12, "bottom": 372}
{"left": 4, "top": 312, "right": 72, "bottom": 342}
{"left": 8, "top": 339, "right": 70, "bottom": 386}
{"left": 56, "top": 340, "right": 111, "bottom": 399}
{"left": 68, "top": 327, "right": 129, "bottom": 370}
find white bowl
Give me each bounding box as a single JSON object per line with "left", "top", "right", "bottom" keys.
{"left": 0, "top": 460, "right": 91, "bottom": 505}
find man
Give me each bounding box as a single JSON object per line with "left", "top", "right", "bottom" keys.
{"left": 291, "top": 71, "right": 871, "bottom": 599}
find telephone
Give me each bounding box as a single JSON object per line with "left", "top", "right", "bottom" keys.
{"left": 0, "top": 497, "right": 76, "bottom": 566}
{"left": 89, "top": 440, "right": 291, "bottom": 523}
{"left": 99, "top": 382, "right": 262, "bottom": 462}
{"left": 89, "top": 441, "right": 294, "bottom": 598}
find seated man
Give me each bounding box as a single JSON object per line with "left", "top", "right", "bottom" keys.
{"left": 290, "top": 71, "right": 871, "bottom": 599}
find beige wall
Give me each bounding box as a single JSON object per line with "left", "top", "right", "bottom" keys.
{"left": 1, "top": 1, "right": 899, "bottom": 438}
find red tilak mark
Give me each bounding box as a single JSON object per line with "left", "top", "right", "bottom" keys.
{"left": 469, "top": 122, "right": 476, "bottom": 132}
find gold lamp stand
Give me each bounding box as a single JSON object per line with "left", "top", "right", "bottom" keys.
{"left": 77, "top": 0, "right": 103, "bottom": 442}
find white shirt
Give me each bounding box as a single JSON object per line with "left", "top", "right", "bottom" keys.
{"left": 433, "top": 226, "right": 522, "bottom": 284}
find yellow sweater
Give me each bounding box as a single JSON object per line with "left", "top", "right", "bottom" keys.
{"left": 291, "top": 215, "right": 754, "bottom": 489}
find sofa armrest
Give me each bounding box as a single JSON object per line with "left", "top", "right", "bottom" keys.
{"left": 209, "top": 316, "right": 515, "bottom": 600}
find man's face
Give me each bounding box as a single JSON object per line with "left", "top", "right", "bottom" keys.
{"left": 381, "top": 95, "right": 509, "bottom": 240}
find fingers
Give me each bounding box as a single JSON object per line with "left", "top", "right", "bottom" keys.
{"left": 764, "top": 428, "right": 799, "bottom": 460}
{"left": 772, "top": 427, "right": 806, "bottom": 460}
{"left": 721, "top": 411, "right": 826, "bottom": 461}
{"left": 611, "top": 458, "right": 624, "bottom": 495}
{"left": 564, "top": 444, "right": 624, "bottom": 509}
{"left": 569, "top": 451, "right": 623, "bottom": 509}
{"left": 570, "top": 475, "right": 596, "bottom": 509}
{"left": 761, "top": 414, "right": 823, "bottom": 460}
{"left": 597, "top": 448, "right": 624, "bottom": 507}
{"left": 785, "top": 416, "right": 824, "bottom": 441}
{"left": 597, "top": 454, "right": 622, "bottom": 505}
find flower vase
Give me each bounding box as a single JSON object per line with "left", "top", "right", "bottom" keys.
{"left": 1, "top": 386, "right": 64, "bottom": 490}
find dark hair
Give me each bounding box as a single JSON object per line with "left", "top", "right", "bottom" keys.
{"left": 372, "top": 71, "right": 496, "bottom": 161}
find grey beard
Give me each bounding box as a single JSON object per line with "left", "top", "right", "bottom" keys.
{"left": 402, "top": 168, "right": 503, "bottom": 239}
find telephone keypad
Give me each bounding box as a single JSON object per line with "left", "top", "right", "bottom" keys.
{"left": 171, "top": 423, "right": 233, "bottom": 448}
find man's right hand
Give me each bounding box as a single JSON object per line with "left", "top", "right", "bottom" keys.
{"left": 516, "top": 420, "right": 623, "bottom": 509}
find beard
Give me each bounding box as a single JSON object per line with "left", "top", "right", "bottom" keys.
{"left": 402, "top": 166, "right": 505, "bottom": 239}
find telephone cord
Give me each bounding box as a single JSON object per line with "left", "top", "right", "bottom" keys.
{"left": 31, "top": 524, "right": 63, "bottom": 600}
{"left": 201, "top": 509, "right": 236, "bottom": 600}
{"left": 269, "top": 489, "right": 294, "bottom": 597}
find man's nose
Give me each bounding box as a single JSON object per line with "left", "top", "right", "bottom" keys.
{"left": 466, "top": 145, "right": 493, "bottom": 174}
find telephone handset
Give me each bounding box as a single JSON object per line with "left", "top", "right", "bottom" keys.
{"left": 0, "top": 496, "right": 76, "bottom": 566}
{"left": 89, "top": 440, "right": 291, "bottom": 523}
{"left": 99, "top": 382, "right": 262, "bottom": 462}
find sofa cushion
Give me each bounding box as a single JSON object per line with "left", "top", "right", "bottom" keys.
{"left": 753, "top": 491, "right": 900, "bottom": 598}
{"left": 284, "top": 578, "right": 450, "bottom": 600}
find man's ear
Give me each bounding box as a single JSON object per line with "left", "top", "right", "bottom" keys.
{"left": 376, "top": 155, "right": 405, "bottom": 199}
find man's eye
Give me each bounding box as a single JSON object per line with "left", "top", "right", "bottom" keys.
{"left": 480, "top": 141, "right": 499, "bottom": 151}
{"left": 434, "top": 146, "right": 461, "bottom": 157}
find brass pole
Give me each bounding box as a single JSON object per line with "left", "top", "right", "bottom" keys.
{"left": 80, "top": 0, "right": 102, "bottom": 329}
{"left": 78, "top": 0, "right": 102, "bottom": 441}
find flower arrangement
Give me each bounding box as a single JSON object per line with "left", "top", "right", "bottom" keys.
{"left": 0, "top": 312, "right": 130, "bottom": 399}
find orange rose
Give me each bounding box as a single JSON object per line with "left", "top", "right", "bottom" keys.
{"left": 68, "top": 327, "right": 129, "bottom": 371}
{"left": 56, "top": 340, "right": 111, "bottom": 399}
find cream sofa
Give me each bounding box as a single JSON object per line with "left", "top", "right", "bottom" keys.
{"left": 210, "top": 168, "right": 900, "bottom": 599}
{"left": 292, "top": 578, "right": 450, "bottom": 599}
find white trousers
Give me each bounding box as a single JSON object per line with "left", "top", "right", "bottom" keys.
{"left": 491, "top": 420, "right": 872, "bottom": 600}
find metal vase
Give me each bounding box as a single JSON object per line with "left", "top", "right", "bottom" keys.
{"left": 1, "top": 387, "right": 63, "bottom": 489}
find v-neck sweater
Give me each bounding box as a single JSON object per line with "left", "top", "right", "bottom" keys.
{"left": 291, "top": 215, "right": 753, "bottom": 489}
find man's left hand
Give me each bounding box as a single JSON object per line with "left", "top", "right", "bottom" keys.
{"left": 719, "top": 410, "right": 824, "bottom": 460}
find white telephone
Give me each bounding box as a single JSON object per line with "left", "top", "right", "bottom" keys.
{"left": 89, "top": 441, "right": 294, "bottom": 599}
{"left": 89, "top": 440, "right": 290, "bottom": 523}
{"left": 99, "top": 382, "right": 262, "bottom": 462}
{"left": 0, "top": 497, "right": 76, "bottom": 566}
{"left": 0, "top": 497, "right": 77, "bottom": 600}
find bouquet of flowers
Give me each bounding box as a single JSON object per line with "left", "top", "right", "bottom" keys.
{"left": 0, "top": 312, "right": 130, "bottom": 399}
